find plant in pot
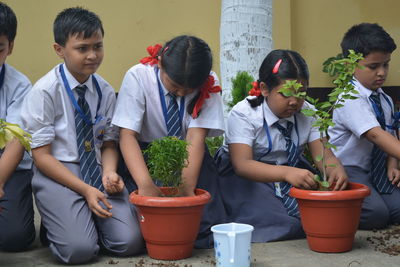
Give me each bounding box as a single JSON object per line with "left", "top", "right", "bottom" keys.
{"left": 129, "top": 136, "right": 211, "bottom": 260}
{"left": 279, "top": 50, "right": 371, "bottom": 253}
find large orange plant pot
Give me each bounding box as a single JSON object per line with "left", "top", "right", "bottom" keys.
{"left": 289, "top": 182, "right": 370, "bottom": 253}
{"left": 129, "top": 187, "right": 211, "bottom": 260}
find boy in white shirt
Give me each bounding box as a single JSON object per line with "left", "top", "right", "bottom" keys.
{"left": 329, "top": 23, "right": 400, "bottom": 229}
{"left": 0, "top": 1, "right": 35, "bottom": 252}
{"left": 21, "top": 7, "right": 143, "bottom": 264}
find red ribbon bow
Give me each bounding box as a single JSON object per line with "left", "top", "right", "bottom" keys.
{"left": 139, "top": 44, "right": 162, "bottom": 66}
{"left": 248, "top": 81, "right": 261, "bottom": 96}
{"left": 192, "top": 75, "right": 222, "bottom": 119}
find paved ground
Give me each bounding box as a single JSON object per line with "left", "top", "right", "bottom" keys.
{"left": 1, "top": 207, "right": 400, "bottom": 266}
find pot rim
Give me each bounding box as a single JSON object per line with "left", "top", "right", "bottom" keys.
{"left": 289, "top": 182, "right": 371, "bottom": 200}
{"left": 129, "top": 187, "right": 211, "bottom": 207}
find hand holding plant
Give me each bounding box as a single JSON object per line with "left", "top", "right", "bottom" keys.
{"left": 279, "top": 50, "right": 363, "bottom": 190}
{"left": 0, "top": 119, "right": 31, "bottom": 151}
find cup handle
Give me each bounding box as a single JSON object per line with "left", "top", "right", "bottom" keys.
{"left": 228, "top": 232, "right": 236, "bottom": 263}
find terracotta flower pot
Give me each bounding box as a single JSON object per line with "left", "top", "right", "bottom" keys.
{"left": 289, "top": 182, "right": 370, "bottom": 253}
{"left": 129, "top": 187, "right": 211, "bottom": 260}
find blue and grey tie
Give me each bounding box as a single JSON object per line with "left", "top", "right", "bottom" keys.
{"left": 167, "top": 93, "right": 182, "bottom": 138}
{"left": 369, "top": 93, "right": 395, "bottom": 194}
{"left": 274, "top": 121, "right": 300, "bottom": 217}
{"left": 75, "top": 85, "right": 103, "bottom": 191}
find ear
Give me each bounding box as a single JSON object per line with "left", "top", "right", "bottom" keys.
{"left": 157, "top": 56, "right": 162, "bottom": 68}
{"left": 53, "top": 43, "right": 65, "bottom": 59}
{"left": 7, "top": 41, "right": 14, "bottom": 56}
{"left": 260, "top": 82, "right": 270, "bottom": 97}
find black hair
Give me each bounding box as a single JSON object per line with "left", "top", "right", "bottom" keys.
{"left": 160, "top": 35, "right": 213, "bottom": 115}
{"left": 53, "top": 7, "right": 104, "bottom": 46}
{"left": 341, "top": 23, "right": 396, "bottom": 57}
{"left": 0, "top": 2, "right": 17, "bottom": 42}
{"left": 248, "top": 49, "right": 310, "bottom": 107}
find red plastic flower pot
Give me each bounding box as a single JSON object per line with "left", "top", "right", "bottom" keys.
{"left": 129, "top": 187, "right": 211, "bottom": 260}
{"left": 289, "top": 182, "right": 370, "bottom": 253}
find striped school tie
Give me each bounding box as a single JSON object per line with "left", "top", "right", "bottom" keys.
{"left": 369, "top": 93, "right": 395, "bottom": 194}
{"left": 167, "top": 93, "right": 182, "bottom": 138}
{"left": 75, "top": 85, "right": 103, "bottom": 191}
{"left": 274, "top": 121, "right": 300, "bottom": 217}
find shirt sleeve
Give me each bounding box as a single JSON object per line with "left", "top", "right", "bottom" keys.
{"left": 225, "top": 103, "right": 255, "bottom": 147}
{"left": 21, "top": 86, "right": 56, "bottom": 148}
{"left": 102, "top": 84, "right": 119, "bottom": 141}
{"left": 187, "top": 72, "right": 225, "bottom": 137}
{"left": 6, "top": 78, "right": 31, "bottom": 128}
{"left": 112, "top": 68, "right": 146, "bottom": 134}
{"left": 336, "top": 97, "right": 380, "bottom": 138}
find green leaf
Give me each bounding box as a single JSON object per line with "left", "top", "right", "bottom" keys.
{"left": 315, "top": 154, "right": 323, "bottom": 162}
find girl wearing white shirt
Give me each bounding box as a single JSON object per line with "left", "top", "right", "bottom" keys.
{"left": 112, "top": 35, "right": 226, "bottom": 248}
{"left": 215, "top": 49, "right": 348, "bottom": 242}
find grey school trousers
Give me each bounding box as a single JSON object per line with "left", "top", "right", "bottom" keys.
{"left": 0, "top": 170, "right": 35, "bottom": 251}
{"left": 32, "top": 162, "right": 144, "bottom": 264}
{"left": 345, "top": 166, "right": 400, "bottom": 229}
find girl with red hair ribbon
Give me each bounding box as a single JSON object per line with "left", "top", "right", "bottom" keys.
{"left": 112, "top": 35, "right": 226, "bottom": 249}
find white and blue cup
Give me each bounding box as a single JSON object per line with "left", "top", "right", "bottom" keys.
{"left": 211, "top": 222, "right": 254, "bottom": 267}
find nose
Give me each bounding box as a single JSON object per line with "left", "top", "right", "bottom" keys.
{"left": 288, "top": 96, "right": 300, "bottom": 106}
{"left": 87, "top": 49, "right": 97, "bottom": 60}
{"left": 377, "top": 66, "right": 387, "bottom": 77}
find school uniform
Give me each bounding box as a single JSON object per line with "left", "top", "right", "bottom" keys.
{"left": 0, "top": 64, "right": 35, "bottom": 252}
{"left": 215, "top": 98, "right": 320, "bottom": 242}
{"left": 328, "top": 78, "right": 400, "bottom": 229}
{"left": 112, "top": 63, "right": 226, "bottom": 249}
{"left": 21, "top": 64, "right": 143, "bottom": 264}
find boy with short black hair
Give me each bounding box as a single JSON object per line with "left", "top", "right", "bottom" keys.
{"left": 329, "top": 23, "right": 400, "bottom": 229}
{"left": 0, "top": 1, "right": 35, "bottom": 252}
{"left": 22, "top": 7, "right": 143, "bottom": 264}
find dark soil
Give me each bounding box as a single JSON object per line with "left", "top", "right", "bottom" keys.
{"left": 134, "top": 259, "right": 194, "bottom": 267}
{"left": 366, "top": 226, "right": 400, "bottom": 256}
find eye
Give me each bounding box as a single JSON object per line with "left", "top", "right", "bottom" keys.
{"left": 94, "top": 43, "right": 103, "bottom": 50}
{"left": 367, "top": 64, "right": 378, "bottom": 70}
{"left": 77, "top": 46, "right": 87, "bottom": 52}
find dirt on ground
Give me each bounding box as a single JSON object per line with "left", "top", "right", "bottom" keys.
{"left": 366, "top": 225, "right": 400, "bottom": 256}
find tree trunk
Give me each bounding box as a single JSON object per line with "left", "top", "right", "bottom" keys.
{"left": 220, "top": 0, "right": 273, "bottom": 113}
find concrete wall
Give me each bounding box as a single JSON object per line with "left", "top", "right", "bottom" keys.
{"left": 4, "top": 0, "right": 400, "bottom": 89}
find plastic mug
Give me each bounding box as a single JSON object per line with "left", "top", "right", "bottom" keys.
{"left": 211, "top": 222, "right": 254, "bottom": 267}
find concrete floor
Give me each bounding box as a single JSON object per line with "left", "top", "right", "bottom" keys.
{"left": 1, "top": 207, "right": 400, "bottom": 266}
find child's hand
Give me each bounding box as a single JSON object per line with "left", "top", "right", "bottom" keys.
{"left": 102, "top": 171, "right": 125, "bottom": 194}
{"left": 83, "top": 186, "right": 113, "bottom": 218}
{"left": 284, "top": 167, "right": 317, "bottom": 190}
{"left": 138, "top": 183, "right": 163, "bottom": 197}
{"left": 327, "top": 166, "right": 348, "bottom": 191}
{"left": 388, "top": 167, "right": 400, "bottom": 187}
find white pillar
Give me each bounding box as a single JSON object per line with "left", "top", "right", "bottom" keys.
{"left": 220, "top": 0, "right": 273, "bottom": 113}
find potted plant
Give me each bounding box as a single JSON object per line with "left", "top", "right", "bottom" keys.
{"left": 129, "top": 136, "right": 211, "bottom": 260}
{"left": 279, "top": 50, "right": 370, "bottom": 253}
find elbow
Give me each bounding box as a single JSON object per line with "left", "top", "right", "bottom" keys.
{"left": 232, "top": 161, "right": 247, "bottom": 177}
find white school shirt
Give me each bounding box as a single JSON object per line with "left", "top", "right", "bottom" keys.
{"left": 328, "top": 79, "right": 395, "bottom": 171}
{"left": 112, "top": 64, "right": 224, "bottom": 142}
{"left": 0, "top": 64, "right": 32, "bottom": 170}
{"left": 224, "top": 98, "right": 320, "bottom": 165}
{"left": 21, "top": 64, "right": 118, "bottom": 163}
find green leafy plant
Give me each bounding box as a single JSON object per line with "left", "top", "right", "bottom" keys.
{"left": 0, "top": 119, "right": 31, "bottom": 151}
{"left": 228, "top": 71, "right": 254, "bottom": 109}
{"left": 144, "top": 136, "right": 189, "bottom": 195}
{"left": 279, "top": 50, "right": 363, "bottom": 190}
{"left": 205, "top": 136, "right": 223, "bottom": 157}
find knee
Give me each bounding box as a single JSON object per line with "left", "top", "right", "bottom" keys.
{"left": 359, "top": 202, "right": 389, "bottom": 230}
{"left": 103, "top": 231, "right": 145, "bottom": 256}
{"left": 1, "top": 224, "right": 35, "bottom": 252}
{"left": 52, "top": 236, "right": 99, "bottom": 264}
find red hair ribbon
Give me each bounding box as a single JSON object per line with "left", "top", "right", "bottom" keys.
{"left": 248, "top": 81, "right": 261, "bottom": 96}
{"left": 192, "top": 75, "right": 222, "bottom": 119}
{"left": 272, "top": 59, "right": 282, "bottom": 74}
{"left": 139, "top": 44, "right": 162, "bottom": 66}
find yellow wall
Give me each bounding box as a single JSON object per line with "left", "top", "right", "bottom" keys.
{"left": 273, "top": 0, "right": 400, "bottom": 87}
{"left": 5, "top": 0, "right": 400, "bottom": 89}
{"left": 4, "top": 0, "right": 221, "bottom": 91}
